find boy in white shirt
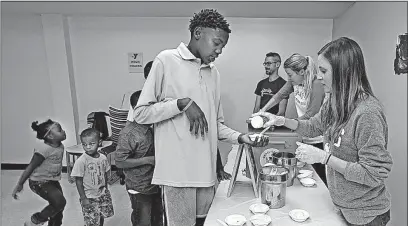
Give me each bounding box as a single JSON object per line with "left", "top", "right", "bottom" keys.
{"left": 71, "top": 128, "right": 114, "bottom": 226}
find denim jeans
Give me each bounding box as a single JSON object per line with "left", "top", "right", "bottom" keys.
{"left": 29, "top": 180, "right": 66, "bottom": 226}
{"left": 128, "top": 190, "right": 163, "bottom": 226}
{"left": 345, "top": 210, "right": 391, "bottom": 226}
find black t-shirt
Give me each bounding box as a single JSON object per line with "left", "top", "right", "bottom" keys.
{"left": 254, "top": 77, "right": 287, "bottom": 114}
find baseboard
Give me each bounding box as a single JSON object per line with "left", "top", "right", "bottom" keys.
{"left": 1, "top": 164, "right": 119, "bottom": 172}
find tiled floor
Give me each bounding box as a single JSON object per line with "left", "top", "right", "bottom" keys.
{"left": 1, "top": 145, "right": 239, "bottom": 226}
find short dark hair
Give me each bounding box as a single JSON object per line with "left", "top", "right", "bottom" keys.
{"left": 80, "top": 128, "right": 100, "bottom": 140}
{"left": 144, "top": 61, "right": 153, "bottom": 79}
{"left": 130, "top": 90, "right": 142, "bottom": 108}
{"left": 189, "top": 9, "right": 231, "bottom": 34}
{"left": 266, "top": 52, "right": 281, "bottom": 62}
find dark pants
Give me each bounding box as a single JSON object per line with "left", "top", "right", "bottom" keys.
{"left": 28, "top": 180, "right": 66, "bottom": 226}
{"left": 310, "top": 143, "right": 327, "bottom": 186}
{"left": 128, "top": 190, "right": 163, "bottom": 226}
{"left": 345, "top": 210, "right": 390, "bottom": 226}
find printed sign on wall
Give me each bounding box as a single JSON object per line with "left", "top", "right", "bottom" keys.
{"left": 128, "top": 52, "right": 143, "bottom": 73}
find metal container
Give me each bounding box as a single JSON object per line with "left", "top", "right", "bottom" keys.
{"left": 272, "top": 152, "right": 298, "bottom": 187}
{"left": 259, "top": 165, "right": 289, "bottom": 209}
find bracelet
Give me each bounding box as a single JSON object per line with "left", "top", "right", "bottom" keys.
{"left": 325, "top": 154, "right": 332, "bottom": 165}
{"left": 237, "top": 134, "right": 244, "bottom": 144}
{"left": 182, "top": 99, "right": 194, "bottom": 112}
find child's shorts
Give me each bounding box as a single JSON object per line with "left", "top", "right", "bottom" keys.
{"left": 80, "top": 188, "right": 114, "bottom": 226}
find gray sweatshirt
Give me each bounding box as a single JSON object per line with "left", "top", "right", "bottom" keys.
{"left": 296, "top": 96, "right": 393, "bottom": 225}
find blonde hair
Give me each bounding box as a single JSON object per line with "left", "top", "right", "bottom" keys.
{"left": 283, "top": 54, "right": 317, "bottom": 106}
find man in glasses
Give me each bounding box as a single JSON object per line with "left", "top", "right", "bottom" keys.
{"left": 253, "top": 52, "right": 288, "bottom": 116}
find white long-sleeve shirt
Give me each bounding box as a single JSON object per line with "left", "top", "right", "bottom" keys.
{"left": 134, "top": 43, "right": 241, "bottom": 187}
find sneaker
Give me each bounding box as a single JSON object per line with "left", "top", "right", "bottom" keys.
{"left": 24, "top": 220, "right": 44, "bottom": 226}
{"left": 120, "top": 175, "right": 126, "bottom": 185}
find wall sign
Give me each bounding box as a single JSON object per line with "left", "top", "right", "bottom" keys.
{"left": 128, "top": 52, "right": 143, "bottom": 73}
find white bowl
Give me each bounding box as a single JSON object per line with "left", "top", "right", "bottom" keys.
{"left": 249, "top": 214, "right": 272, "bottom": 226}
{"left": 296, "top": 161, "right": 306, "bottom": 168}
{"left": 225, "top": 214, "right": 247, "bottom": 226}
{"left": 300, "top": 177, "right": 316, "bottom": 187}
{"left": 297, "top": 170, "right": 313, "bottom": 179}
{"left": 249, "top": 203, "right": 270, "bottom": 214}
{"left": 250, "top": 116, "right": 266, "bottom": 128}
{"left": 289, "top": 209, "right": 310, "bottom": 222}
{"left": 299, "top": 169, "right": 313, "bottom": 175}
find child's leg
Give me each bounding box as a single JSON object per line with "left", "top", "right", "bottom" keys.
{"left": 48, "top": 211, "right": 63, "bottom": 226}
{"left": 48, "top": 181, "right": 64, "bottom": 226}
{"left": 128, "top": 191, "right": 153, "bottom": 226}
{"left": 99, "top": 216, "right": 104, "bottom": 226}
{"left": 80, "top": 198, "right": 100, "bottom": 226}
{"left": 151, "top": 189, "right": 164, "bottom": 226}
{"left": 99, "top": 189, "right": 114, "bottom": 220}
{"left": 28, "top": 180, "right": 66, "bottom": 224}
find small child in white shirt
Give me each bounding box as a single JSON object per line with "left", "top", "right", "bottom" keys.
{"left": 71, "top": 128, "right": 114, "bottom": 226}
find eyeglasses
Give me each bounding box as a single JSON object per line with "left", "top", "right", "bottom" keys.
{"left": 263, "top": 62, "right": 280, "bottom": 66}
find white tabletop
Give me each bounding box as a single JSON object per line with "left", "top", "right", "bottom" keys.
{"left": 205, "top": 146, "right": 348, "bottom": 226}
{"left": 65, "top": 141, "right": 113, "bottom": 154}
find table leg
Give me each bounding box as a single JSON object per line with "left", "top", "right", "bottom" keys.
{"left": 245, "top": 145, "right": 259, "bottom": 198}
{"left": 107, "top": 153, "right": 112, "bottom": 178}
{"left": 227, "top": 144, "right": 245, "bottom": 197}
{"left": 66, "top": 152, "right": 74, "bottom": 183}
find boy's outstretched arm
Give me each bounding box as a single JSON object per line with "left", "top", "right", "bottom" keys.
{"left": 12, "top": 153, "right": 44, "bottom": 199}
{"left": 115, "top": 156, "right": 155, "bottom": 169}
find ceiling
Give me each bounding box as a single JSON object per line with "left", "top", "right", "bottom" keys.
{"left": 1, "top": 1, "right": 355, "bottom": 19}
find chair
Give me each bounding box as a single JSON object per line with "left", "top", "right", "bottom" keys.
{"left": 108, "top": 106, "right": 129, "bottom": 144}
{"left": 101, "top": 105, "right": 129, "bottom": 184}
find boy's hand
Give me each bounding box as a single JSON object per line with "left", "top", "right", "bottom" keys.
{"left": 147, "top": 156, "right": 155, "bottom": 165}
{"left": 217, "top": 170, "right": 232, "bottom": 181}
{"left": 12, "top": 183, "right": 23, "bottom": 200}
{"left": 181, "top": 99, "right": 208, "bottom": 138}
{"left": 81, "top": 197, "right": 92, "bottom": 209}
{"left": 238, "top": 133, "right": 269, "bottom": 147}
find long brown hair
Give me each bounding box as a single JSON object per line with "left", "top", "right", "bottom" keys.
{"left": 318, "top": 37, "right": 376, "bottom": 141}
{"left": 283, "top": 53, "right": 317, "bottom": 106}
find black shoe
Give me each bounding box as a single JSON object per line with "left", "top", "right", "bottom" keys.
{"left": 120, "top": 175, "right": 125, "bottom": 185}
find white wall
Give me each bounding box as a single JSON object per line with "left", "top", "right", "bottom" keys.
{"left": 69, "top": 16, "right": 333, "bottom": 134}
{"left": 333, "top": 2, "right": 407, "bottom": 225}
{"left": 1, "top": 14, "right": 55, "bottom": 163}
{"left": 1, "top": 14, "right": 332, "bottom": 164}
{"left": 1, "top": 13, "right": 78, "bottom": 165}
